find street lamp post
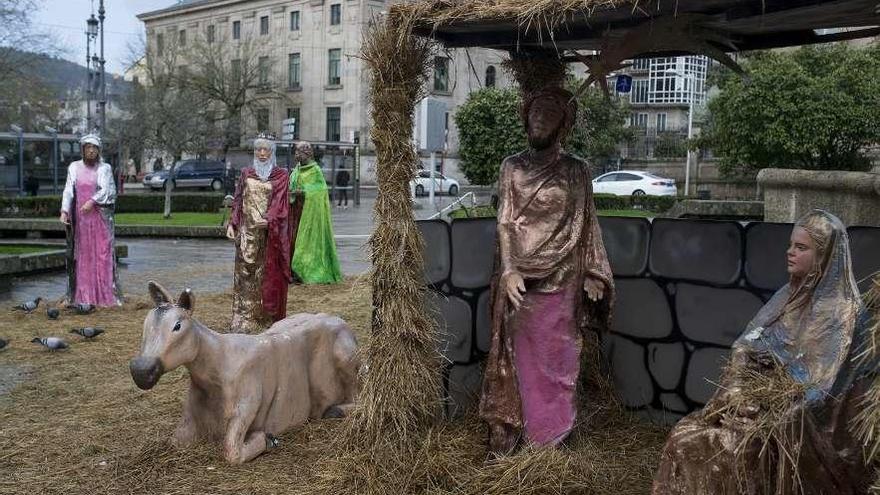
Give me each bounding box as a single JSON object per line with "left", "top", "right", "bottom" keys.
{"left": 86, "top": 14, "right": 98, "bottom": 131}
{"left": 98, "top": 0, "right": 107, "bottom": 137}
{"left": 665, "top": 69, "right": 696, "bottom": 197}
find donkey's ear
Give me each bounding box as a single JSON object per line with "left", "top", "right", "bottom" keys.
{"left": 177, "top": 288, "right": 195, "bottom": 313}
{"left": 148, "top": 281, "right": 172, "bottom": 307}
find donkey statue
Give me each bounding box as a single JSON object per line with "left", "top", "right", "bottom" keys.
{"left": 129, "top": 281, "right": 360, "bottom": 464}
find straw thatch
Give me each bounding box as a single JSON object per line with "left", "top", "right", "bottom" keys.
{"left": 356, "top": 15, "right": 443, "bottom": 445}
{"left": 853, "top": 276, "right": 880, "bottom": 471}
{"left": 502, "top": 49, "right": 568, "bottom": 95}
{"left": 703, "top": 357, "right": 810, "bottom": 491}
{"left": 393, "top": 0, "right": 632, "bottom": 36}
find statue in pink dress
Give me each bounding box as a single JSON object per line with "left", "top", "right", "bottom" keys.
{"left": 60, "top": 134, "right": 122, "bottom": 307}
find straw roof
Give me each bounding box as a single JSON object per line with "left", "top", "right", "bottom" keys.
{"left": 395, "top": 0, "right": 880, "bottom": 53}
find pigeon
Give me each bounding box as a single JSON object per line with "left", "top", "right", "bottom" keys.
{"left": 70, "top": 327, "right": 104, "bottom": 339}
{"left": 30, "top": 337, "right": 69, "bottom": 351}
{"left": 47, "top": 307, "right": 60, "bottom": 320}
{"left": 66, "top": 303, "right": 95, "bottom": 315}
{"left": 0, "top": 338, "right": 7, "bottom": 350}
{"left": 14, "top": 297, "right": 42, "bottom": 313}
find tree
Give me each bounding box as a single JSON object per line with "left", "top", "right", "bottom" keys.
{"left": 566, "top": 83, "right": 633, "bottom": 164}
{"left": 455, "top": 82, "right": 632, "bottom": 186}
{"left": 454, "top": 87, "right": 526, "bottom": 185}
{"left": 184, "top": 37, "right": 292, "bottom": 157}
{"left": 702, "top": 44, "right": 880, "bottom": 177}
{"left": 0, "top": 0, "right": 58, "bottom": 81}
{"left": 118, "top": 37, "right": 217, "bottom": 218}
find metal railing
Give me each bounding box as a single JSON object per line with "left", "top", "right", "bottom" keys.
{"left": 429, "top": 192, "right": 477, "bottom": 220}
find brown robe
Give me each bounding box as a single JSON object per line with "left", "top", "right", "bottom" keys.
{"left": 479, "top": 150, "right": 614, "bottom": 452}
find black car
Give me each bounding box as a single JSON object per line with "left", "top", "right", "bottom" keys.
{"left": 143, "top": 159, "right": 226, "bottom": 191}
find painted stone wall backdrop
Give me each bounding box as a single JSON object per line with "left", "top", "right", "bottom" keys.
{"left": 417, "top": 217, "right": 880, "bottom": 423}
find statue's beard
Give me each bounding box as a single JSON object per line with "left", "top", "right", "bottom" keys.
{"left": 527, "top": 128, "right": 559, "bottom": 151}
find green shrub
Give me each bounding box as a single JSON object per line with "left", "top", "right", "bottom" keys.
{"left": 0, "top": 194, "right": 225, "bottom": 216}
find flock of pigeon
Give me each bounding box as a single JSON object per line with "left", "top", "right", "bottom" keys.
{"left": 0, "top": 297, "right": 106, "bottom": 352}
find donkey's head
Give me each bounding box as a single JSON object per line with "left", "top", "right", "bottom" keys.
{"left": 129, "top": 281, "right": 199, "bottom": 390}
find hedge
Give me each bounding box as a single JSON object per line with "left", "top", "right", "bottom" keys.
{"left": 0, "top": 194, "right": 226, "bottom": 216}
{"left": 446, "top": 194, "right": 677, "bottom": 220}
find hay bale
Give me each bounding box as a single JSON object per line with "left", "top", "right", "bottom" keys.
{"left": 502, "top": 49, "right": 567, "bottom": 95}
{"left": 854, "top": 276, "right": 880, "bottom": 464}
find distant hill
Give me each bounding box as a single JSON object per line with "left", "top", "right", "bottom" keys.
{"left": 3, "top": 48, "right": 130, "bottom": 99}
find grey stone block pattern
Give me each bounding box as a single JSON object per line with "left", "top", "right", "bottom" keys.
{"left": 447, "top": 363, "right": 483, "bottom": 418}
{"left": 675, "top": 283, "right": 764, "bottom": 346}
{"left": 611, "top": 279, "right": 673, "bottom": 339}
{"left": 648, "top": 342, "right": 686, "bottom": 390}
{"left": 685, "top": 347, "right": 731, "bottom": 404}
{"left": 598, "top": 216, "right": 650, "bottom": 276}
{"left": 849, "top": 227, "right": 880, "bottom": 292}
{"left": 605, "top": 335, "right": 654, "bottom": 408}
{"left": 417, "top": 220, "right": 451, "bottom": 285}
{"left": 744, "top": 222, "right": 792, "bottom": 291}
{"left": 649, "top": 219, "right": 743, "bottom": 285}
{"left": 450, "top": 218, "right": 497, "bottom": 289}
{"left": 426, "top": 290, "right": 473, "bottom": 363}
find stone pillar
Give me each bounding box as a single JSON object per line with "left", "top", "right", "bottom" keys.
{"left": 757, "top": 168, "right": 880, "bottom": 227}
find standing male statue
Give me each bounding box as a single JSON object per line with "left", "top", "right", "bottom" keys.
{"left": 479, "top": 85, "right": 615, "bottom": 454}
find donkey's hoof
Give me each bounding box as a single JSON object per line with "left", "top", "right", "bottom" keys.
{"left": 322, "top": 405, "right": 345, "bottom": 419}
{"left": 265, "top": 433, "right": 280, "bottom": 450}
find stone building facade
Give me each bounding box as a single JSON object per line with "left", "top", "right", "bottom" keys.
{"left": 137, "top": 0, "right": 512, "bottom": 183}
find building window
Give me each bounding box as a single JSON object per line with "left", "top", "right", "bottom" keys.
{"left": 631, "top": 79, "right": 649, "bottom": 104}
{"left": 330, "top": 4, "right": 341, "bottom": 25}
{"left": 207, "top": 24, "right": 215, "bottom": 43}
{"left": 632, "top": 58, "right": 650, "bottom": 71}
{"left": 179, "top": 29, "right": 186, "bottom": 46}
{"left": 260, "top": 16, "right": 269, "bottom": 35}
{"left": 232, "top": 20, "right": 241, "bottom": 40}
{"left": 156, "top": 33, "right": 164, "bottom": 56}
{"left": 290, "top": 10, "right": 300, "bottom": 31}
{"left": 656, "top": 113, "right": 667, "bottom": 132}
{"left": 258, "top": 56, "right": 270, "bottom": 86}
{"left": 485, "top": 65, "right": 496, "bottom": 87}
{"left": 630, "top": 112, "right": 648, "bottom": 128}
{"left": 287, "top": 107, "right": 301, "bottom": 140}
{"left": 647, "top": 56, "right": 708, "bottom": 105}
{"left": 288, "top": 53, "right": 301, "bottom": 89}
{"left": 257, "top": 108, "right": 270, "bottom": 132}
{"left": 328, "top": 48, "right": 341, "bottom": 85}
{"left": 433, "top": 56, "right": 449, "bottom": 92}
{"left": 231, "top": 59, "right": 241, "bottom": 83}
{"left": 326, "top": 107, "right": 341, "bottom": 141}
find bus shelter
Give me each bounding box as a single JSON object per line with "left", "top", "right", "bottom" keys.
{"left": 0, "top": 131, "right": 82, "bottom": 196}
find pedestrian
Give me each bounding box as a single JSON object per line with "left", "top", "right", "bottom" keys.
{"left": 126, "top": 159, "right": 137, "bottom": 183}
{"left": 23, "top": 170, "right": 40, "bottom": 196}
{"left": 335, "top": 168, "right": 350, "bottom": 207}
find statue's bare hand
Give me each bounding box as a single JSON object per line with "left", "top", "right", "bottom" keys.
{"left": 226, "top": 225, "right": 236, "bottom": 240}
{"left": 583, "top": 276, "right": 605, "bottom": 302}
{"left": 502, "top": 271, "right": 526, "bottom": 311}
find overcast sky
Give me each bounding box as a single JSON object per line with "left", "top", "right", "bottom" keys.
{"left": 33, "top": 0, "right": 177, "bottom": 73}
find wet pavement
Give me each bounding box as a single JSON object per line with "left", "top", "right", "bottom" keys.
{"left": 0, "top": 191, "right": 493, "bottom": 304}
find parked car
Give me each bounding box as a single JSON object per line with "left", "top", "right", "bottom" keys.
{"left": 592, "top": 170, "right": 677, "bottom": 197}
{"left": 411, "top": 170, "right": 460, "bottom": 196}
{"left": 143, "top": 159, "right": 226, "bottom": 191}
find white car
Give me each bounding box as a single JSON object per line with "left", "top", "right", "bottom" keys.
{"left": 592, "top": 170, "right": 677, "bottom": 196}
{"left": 411, "top": 170, "right": 460, "bottom": 196}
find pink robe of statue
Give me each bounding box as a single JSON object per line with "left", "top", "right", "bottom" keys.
{"left": 70, "top": 163, "right": 119, "bottom": 306}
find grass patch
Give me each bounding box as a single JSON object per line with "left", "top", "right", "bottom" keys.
{"left": 114, "top": 212, "right": 226, "bottom": 226}
{"left": 0, "top": 244, "right": 58, "bottom": 255}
